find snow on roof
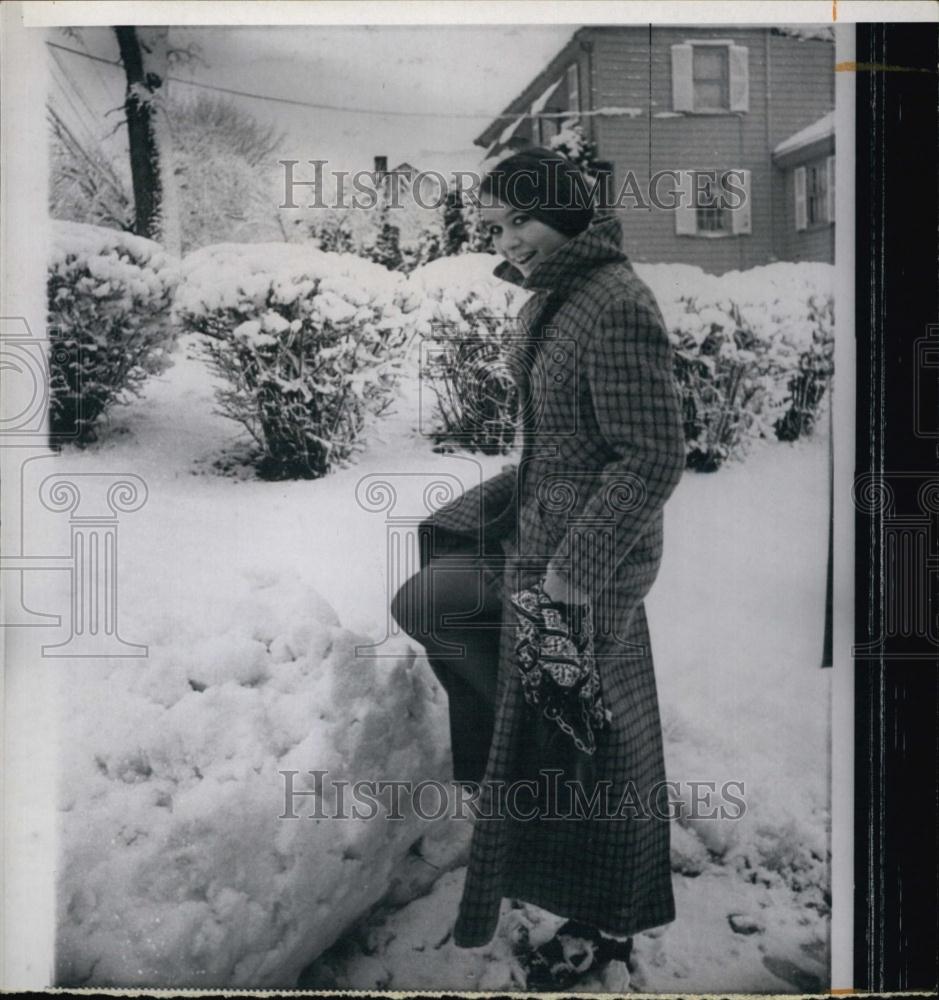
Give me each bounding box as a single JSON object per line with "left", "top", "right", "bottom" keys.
{"left": 497, "top": 112, "right": 527, "bottom": 145}
{"left": 773, "top": 112, "right": 835, "bottom": 158}
{"left": 772, "top": 25, "right": 835, "bottom": 42}
{"left": 530, "top": 77, "right": 562, "bottom": 114}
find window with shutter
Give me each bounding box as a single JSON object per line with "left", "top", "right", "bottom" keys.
{"left": 795, "top": 156, "right": 834, "bottom": 230}
{"left": 675, "top": 169, "right": 751, "bottom": 237}
{"left": 674, "top": 41, "right": 748, "bottom": 113}
{"left": 693, "top": 46, "right": 729, "bottom": 111}
{"left": 695, "top": 171, "right": 729, "bottom": 232}
{"left": 807, "top": 163, "right": 825, "bottom": 225}
{"left": 794, "top": 166, "right": 808, "bottom": 231}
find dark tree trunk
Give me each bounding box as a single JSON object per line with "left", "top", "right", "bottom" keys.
{"left": 114, "top": 26, "right": 162, "bottom": 239}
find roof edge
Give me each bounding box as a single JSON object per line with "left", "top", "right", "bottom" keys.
{"left": 473, "top": 28, "right": 587, "bottom": 148}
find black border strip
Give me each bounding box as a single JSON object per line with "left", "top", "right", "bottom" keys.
{"left": 854, "top": 21, "right": 938, "bottom": 993}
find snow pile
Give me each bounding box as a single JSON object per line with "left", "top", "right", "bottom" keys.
{"left": 56, "top": 569, "right": 460, "bottom": 988}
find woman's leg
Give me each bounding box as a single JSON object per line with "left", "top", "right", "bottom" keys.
{"left": 391, "top": 554, "right": 504, "bottom": 782}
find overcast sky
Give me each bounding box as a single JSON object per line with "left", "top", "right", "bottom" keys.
{"left": 50, "top": 24, "right": 576, "bottom": 176}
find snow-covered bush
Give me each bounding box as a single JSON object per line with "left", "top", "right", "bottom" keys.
{"left": 667, "top": 305, "right": 787, "bottom": 472}
{"left": 548, "top": 122, "right": 601, "bottom": 176}
{"left": 405, "top": 253, "right": 529, "bottom": 454}
{"left": 47, "top": 221, "right": 179, "bottom": 444}
{"left": 774, "top": 291, "right": 834, "bottom": 441}
{"left": 407, "top": 257, "right": 832, "bottom": 467}
{"left": 636, "top": 261, "right": 834, "bottom": 470}
{"left": 176, "top": 243, "right": 411, "bottom": 479}
{"left": 49, "top": 112, "right": 133, "bottom": 232}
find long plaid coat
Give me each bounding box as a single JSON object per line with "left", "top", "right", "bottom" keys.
{"left": 421, "top": 215, "right": 685, "bottom": 947}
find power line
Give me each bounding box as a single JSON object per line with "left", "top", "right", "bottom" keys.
{"left": 44, "top": 39, "right": 597, "bottom": 125}
{"left": 49, "top": 45, "right": 111, "bottom": 134}
{"left": 48, "top": 63, "right": 105, "bottom": 149}
{"left": 45, "top": 40, "right": 511, "bottom": 119}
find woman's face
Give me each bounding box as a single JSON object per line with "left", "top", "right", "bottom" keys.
{"left": 479, "top": 199, "right": 572, "bottom": 276}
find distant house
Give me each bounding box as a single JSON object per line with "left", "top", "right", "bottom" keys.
{"left": 390, "top": 161, "right": 418, "bottom": 182}
{"left": 373, "top": 156, "right": 446, "bottom": 206}
{"left": 474, "top": 26, "right": 835, "bottom": 273}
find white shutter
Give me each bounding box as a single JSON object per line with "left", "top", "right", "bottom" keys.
{"left": 671, "top": 44, "right": 694, "bottom": 112}
{"left": 675, "top": 170, "right": 697, "bottom": 234}
{"left": 728, "top": 45, "right": 749, "bottom": 112}
{"left": 730, "top": 169, "right": 752, "bottom": 235}
{"left": 826, "top": 155, "right": 836, "bottom": 223}
{"left": 794, "top": 166, "right": 808, "bottom": 231}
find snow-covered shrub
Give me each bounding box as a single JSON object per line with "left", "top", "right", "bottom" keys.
{"left": 363, "top": 206, "right": 405, "bottom": 272}
{"left": 637, "top": 261, "right": 834, "bottom": 470}
{"left": 405, "top": 253, "right": 529, "bottom": 454}
{"left": 176, "top": 243, "right": 410, "bottom": 479}
{"left": 665, "top": 301, "right": 790, "bottom": 471}
{"left": 47, "top": 221, "right": 179, "bottom": 444}
{"left": 49, "top": 112, "right": 133, "bottom": 231}
{"left": 296, "top": 188, "right": 449, "bottom": 273}
{"left": 169, "top": 94, "right": 287, "bottom": 253}
{"left": 548, "top": 122, "right": 601, "bottom": 176}
{"left": 774, "top": 292, "right": 834, "bottom": 441}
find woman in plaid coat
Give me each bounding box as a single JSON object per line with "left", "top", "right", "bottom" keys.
{"left": 392, "top": 148, "right": 685, "bottom": 987}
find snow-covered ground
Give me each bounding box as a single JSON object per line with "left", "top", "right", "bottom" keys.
{"left": 39, "top": 306, "right": 830, "bottom": 989}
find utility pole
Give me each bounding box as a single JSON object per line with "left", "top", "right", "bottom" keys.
{"left": 113, "top": 26, "right": 179, "bottom": 253}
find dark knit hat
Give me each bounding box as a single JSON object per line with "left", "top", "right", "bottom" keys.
{"left": 479, "top": 147, "right": 595, "bottom": 237}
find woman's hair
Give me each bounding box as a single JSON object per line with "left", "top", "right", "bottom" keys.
{"left": 479, "top": 146, "right": 595, "bottom": 236}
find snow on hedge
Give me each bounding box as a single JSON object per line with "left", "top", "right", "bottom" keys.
{"left": 48, "top": 221, "right": 180, "bottom": 442}
{"left": 175, "top": 243, "right": 415, "bottom": 478}
{"left": 635, "top": 260, "right": 834, "bottom": 352}
{"left": 50, "top": 220, "right": 179, "bottom": 287}
{"left": 405, "top": 253, "right": 834, "bottom": 467}
{"left": 175, "top": 241, "right": 407, "bottom": 320}
{"left": 402, "top": 251, "right": 529, "bottom": 336}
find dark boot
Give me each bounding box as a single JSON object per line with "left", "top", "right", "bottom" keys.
{"left": 523, "top": 920, "right": 632, "bottom": 991}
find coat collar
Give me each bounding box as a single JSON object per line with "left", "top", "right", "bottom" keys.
{"left": 493, "top": 214, "right": 628, "bottom": 293}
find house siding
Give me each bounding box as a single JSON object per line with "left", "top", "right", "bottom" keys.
{"left": 766, "top": 34, "right": 836, "bottom": 148}
{"left": 578, "top": 26, "right": 833, "bottom": 273}
{"left": 475, "top": 26, "right": 835, "bottom": 274}
{"left": 586, "top": 26, "right": 768, "bottom": 271}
